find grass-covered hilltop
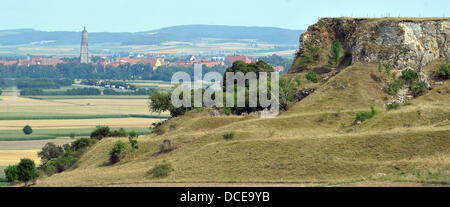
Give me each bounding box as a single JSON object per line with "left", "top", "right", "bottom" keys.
{"left": 29, "top": 18, "right": 450, "bottom": 186}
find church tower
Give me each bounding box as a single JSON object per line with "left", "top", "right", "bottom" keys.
{"left": 80, "top": 27, "right": 89, "bottom": 63}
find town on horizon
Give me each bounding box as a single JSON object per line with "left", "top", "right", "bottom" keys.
{"left": 0, "top": 26, "right": 288, "bottom": 72}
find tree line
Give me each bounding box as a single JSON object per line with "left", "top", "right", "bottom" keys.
{"left": 0, "top": 62, "right": 227, "bottom": 81}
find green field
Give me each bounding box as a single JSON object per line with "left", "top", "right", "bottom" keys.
{"left": 26, "top": 95, "right": 149, "bottom": 100}
{"left": 0, "top": 112, "right": 169, "bottom": 120}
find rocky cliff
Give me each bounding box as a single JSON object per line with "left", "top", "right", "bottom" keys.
{"left": 293, "top": 18, "right": 450, "bottom": 70}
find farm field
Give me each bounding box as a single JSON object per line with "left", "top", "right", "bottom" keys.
{"left": 0, "top": 93, "right": 167, "bottom": 170}
{"left": 0, "top": 96, "right": 167, "bottom": 115}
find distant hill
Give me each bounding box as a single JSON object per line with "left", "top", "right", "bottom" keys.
{"left": 0, "top": 25, "right": 303, "bottom": 46}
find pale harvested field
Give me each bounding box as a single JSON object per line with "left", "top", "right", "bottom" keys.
{"left": 0, "top": 149, "right": 40, "bottom": 166}
{"left": 0, "top": 138, "right": 73, "bottom": 150}
{"left": 0, "top": 96, "right": 156, "bottom": 115}
{"left": 0, "top": 118, "right": 161, "bottom": 130}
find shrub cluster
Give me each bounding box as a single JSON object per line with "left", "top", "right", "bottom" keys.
{"left": 306, "top": 70, "right": 318, "bottom": 83}
{"left": 128, "top": 131, "right": 139, "bottom": 152}
{"left": 411, "top": 81, "right": 427, "bottom": 97}
{"left": 223, "top": 132, "right": 235, "bottom": 140}
{"left": 90, "top": 126, "right": 128, "bottom": 140}
{"left": 400, "top": 69, "right": 419, "bottom": 83}
{"left": 354, "top": 106, "right": 378, "bottom": 124}
{"left": 387, "top": 80, "right": 404, "bottom": 95}
{"left": 4, "top": 159, "right": 39, "bottom": 186}
{"left": 435, "top": 61, "right": 449, "bottom": 79}
{"left": 110, "top": 141, "right": 126, "bottom": 164}
{"left": 148, "top": 162, "right": 172, "bottom": 178}
{"left": 386, "top": 103, "right": 401, "bottom": 110}
{"left": 39, "top": 138, "right": 97, "bottom": 175}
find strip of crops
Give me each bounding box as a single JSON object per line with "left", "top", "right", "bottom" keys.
{"left": 0, "top": 114, "right": 170, "bottom": 120}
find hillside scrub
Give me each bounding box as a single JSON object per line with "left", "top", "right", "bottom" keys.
{"left": 279, "top": 76, "right": 302, "bottom": 110}
{"left": 388, "top": 80, "right": 404, "bottom": 95}
{"left": 400, "top": 69, "right": 418, "bottom": 83}
{"left": 354, "top": 106, "right": 378, "bottom": 124}
{"left": 435, "top": 61, "right": 449, "bottom": 79}
{"left": 328, "top": 40, "right": 342, "bottom": 67}
{"left": 128, "top": 131, "right": 139, "bottom": 152}
{"left": 411, "top": 81, "right": 427, "bottom": 97}
{"left": 223, "top": 132, "right": 235, "bottom": 140}
{"left": 38, "top": 142, "right": 64, "bottom": 165}
{"left": 148, "top": 162, "right": 172, "bottom": 178}
{"left": 110, "top": 141, "right": 126, "bottom": 164}
{"left": 90, "top": 126, "right": 128, "bottom": 140}
{"left": 306, "top": 70, "right": 318, "bottom": 83}
{"left": 40, "top": 138, "right": 97, "bottom": 175}
{"left": 386, "top": 103, "right": 400, "bottom": 110}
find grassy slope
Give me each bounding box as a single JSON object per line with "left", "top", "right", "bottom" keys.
{"left": 36, "top": 63, "right": 450, "bottom": 186}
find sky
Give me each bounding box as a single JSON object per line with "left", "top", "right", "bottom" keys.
{"left": 1, "top": 0, "right": 449, "bottom": 32}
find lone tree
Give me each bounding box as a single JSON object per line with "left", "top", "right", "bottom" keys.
{"left": 17, "top": 158, "right": 39, "bottom": 186}
{"left": 328, "top": 40, "right": 342, "bottom": 67}
{"left": 23, "top": 125, "right": 32, "bottom": 135}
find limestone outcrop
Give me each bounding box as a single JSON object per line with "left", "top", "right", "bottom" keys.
{"left": 294, "top": 18, "right": 450, "bottom": 70}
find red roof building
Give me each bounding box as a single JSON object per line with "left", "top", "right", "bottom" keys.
{"left": 0, "top": 60, "right": 18, "bottom": 66}
{"left": 225, "top": 56, "right": 252, "bottom": 66}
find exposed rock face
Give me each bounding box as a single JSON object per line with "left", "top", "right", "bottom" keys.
{"left": 295, "top": 18, "right": 450, "bottom": 69}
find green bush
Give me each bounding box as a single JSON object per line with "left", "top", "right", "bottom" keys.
{"left": 435, "top": 61, "right": 449, "bottom": 79}
{"left": 354, "top": 106, "right": 377, "bottom": 124}
{"left": 148, "top": 162, "right": 172, "bottom": 178}
{"left": 128, "top": 131, "right": 139, "bottom": 152}
{"left": 328, "top": 40, "right": 342, "bottom": 67}
{"left": 386, "top": 103, "right": 400, "bottom": 110}
{"left": 400, "top": 69, "right": 418, "bottom": 82}
{"left": 41, "top": 152, "right": 78, "bottom": 174}
{"left": 299, "top": 51, "right": 314, "bottom": 65}
{"left": 109, "top": 128, "right": 128, "bottom": 137}
{"left": 388, "top": 80, "right": 404, "bottom": 95}
{"left": 110, "top": 141, "right": 126, "bottom": 164}
{"left": 38, "top": 142, "right": 64, "bottom": 164}
{"left": 223, "top": 132, "right": 235, "bottom": 140}
{"left": 90, "top": 126, "right": 110, "bottom": 140}
{"left": 385, "top": 62, "right": 392, "bottom": 76}
{"left": 4, "top": 165, "right": 19, "bottom": 183}
{"left": 71, "top": 138, "right": 96, "bottom": 151}
{"left": 23, "top": 125, "right": 32, "bottom": 135}
{"left": 411, "top": 81, "right": 427, "bottom": 97}
{"left": 306, "top": 70, "right": 318, "bottom": 83}
{"left": 17, "top": 158, "right": 39, "bottom": 186}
